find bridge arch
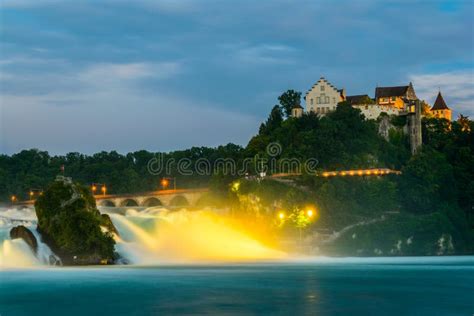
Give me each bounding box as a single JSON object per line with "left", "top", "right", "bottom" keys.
{"left": 169, "top": 195, "right": 189, "bottom": 207}
{"left": 142, "top": 197, "right": 163, "bottom": 207}
{"left": 99, "top": 200, "right": 116, "bottom": 207}
{"left": 120, "top": 199, "right": 139, "bottom": 207}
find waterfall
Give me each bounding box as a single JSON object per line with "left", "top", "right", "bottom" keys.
{"left": 0, "top": 207, "right": 60, "bottom": 268}
{"left": 105, "top": 207, "right": 285, "bottom": 264}
{"left": 0, "top": 206, "right": 284, "bottom": 267}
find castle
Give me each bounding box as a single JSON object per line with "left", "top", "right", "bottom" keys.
{"left": 297, "top": 76, "right": 452, "bottom": 121}
{"left": 292, "top": 77, "right": 454, "bottom": 155}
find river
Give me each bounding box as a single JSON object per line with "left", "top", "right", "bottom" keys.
{"left": 1, "top": 207, "right": 473, "bottom": 315}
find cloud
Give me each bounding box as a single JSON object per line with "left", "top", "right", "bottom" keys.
{"left": 0, "top": 58, "right": 258, "bottom": 154}
{"left": 1, "top": 0, "right": 199, "bottom": 13}
{"left": 1, "top": 0, "right": 473, "bottom": 153}
{"left": 77, "top": 62, "right": 182, "bottom": 84}
{"left": 409, "top": 70, "right": 474, "bottom": 117}
{"left": 232, "top": 44, "right": 297, "bottom": 65}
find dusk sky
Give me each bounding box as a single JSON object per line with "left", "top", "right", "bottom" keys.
{"left": 1, "top": 0, "right": 473, "bottom": 155}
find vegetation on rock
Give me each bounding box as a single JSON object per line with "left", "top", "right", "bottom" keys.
{"left": 35, "top": 177, "right": 116, "bottom": 265}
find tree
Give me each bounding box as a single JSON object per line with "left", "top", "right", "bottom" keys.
{"left": 278, "top": 90, "right": 301, "bottom": 117}
{"left": 399, "top": 149, "right": 456, "bottom": 214}
{"left": 260, "top": 105, "right": 284, "bottom": 135}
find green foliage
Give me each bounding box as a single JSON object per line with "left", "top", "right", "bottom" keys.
{"left": 278, "top": 89, "right": 301, "bottom": 117}
{"left": 399, "top": 148, "right": 456, "bottom": 214}
{"left": 0, "top": 144, "right": 245, "bottom": 202}
{"left": 246, "top": 101, "right": 391, "bottom": 170}
{"left": 325, "top": 210, "right": 474, "bottom": 256}
{"left": 35, "top": 179, "right": 116, "bottom": 261}
{"left": 259, "top": 105, "right": 284, "bottom": 135}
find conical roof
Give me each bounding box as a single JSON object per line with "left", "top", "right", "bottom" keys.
{"left": 432, "top": 91, "right": 450, "bottom": 110}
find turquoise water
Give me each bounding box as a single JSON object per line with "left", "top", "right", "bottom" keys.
{"left": 1, "top": 257, "right": 473, "bottom": 316}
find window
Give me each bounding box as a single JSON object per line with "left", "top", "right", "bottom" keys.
{"left": 320, "top": 94, "right": 326, "bottom": 103}
{"left": 325, "top": 96, "right": 330, "bottom": 103}
{"left": 320, "top": 85, "right": 325, "bottom": 91}
{"left": 316, "top": 97, "right": 321, "bottom": 104}
{"left": 391, "top": 97, "right": 396, "bottom": 101}
{"left": 333, "top": 97, "right": 336, "bottom": 103}
{"left": 310, "top": 98, "right": 314, "bottom": 105}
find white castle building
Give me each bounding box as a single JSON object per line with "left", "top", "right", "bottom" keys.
{"left": 297, "top": 76, "right": 452, "bottom": 123}
{"left": 305, "top": 77, "right": 346, "bottom": 115}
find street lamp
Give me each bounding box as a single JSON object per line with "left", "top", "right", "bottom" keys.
{"left": 28, "top": 188, "right": 43, "bottom": 200}
{"left": 91, "top": 183, "right": 106, "bottom": 196}
{"left": 11, "top": 195, "right": 17, "bottom": 203}
{"left": 161, "top": 178, "right": 169, "bottom": 189}
{"left": 160, "top": 177, "right": 176, "bottom": 190}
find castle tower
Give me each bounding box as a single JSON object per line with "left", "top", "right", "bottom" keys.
{"left": 430, "top": 91, "right": 452, "bottom": 121}
{"left": 407, "top": 99, "right": 422, "bottom": 155}
{"left": 291, "top": 103, "right": 304, "bottom": 118}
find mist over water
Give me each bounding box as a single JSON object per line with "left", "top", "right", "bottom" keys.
{"left": 0, "top": 206, "right": 284, "bottom": 267}
{"left": 108, "top": 208, "right": 285, "bottom": 264}
{"left": 0, "top": 207, "right": 58, "bottom": 267}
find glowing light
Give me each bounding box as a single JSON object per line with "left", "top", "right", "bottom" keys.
{"left": 10, "top": 195, "right": 16, "bottom": 202}
{"left": 92, "top": 185, "right": 97, "bottom": 192}
{"left": 340, "top": 171, "right": 346, "bottom": 176}
{"left": 322, "top": 172, "right": 329, "bottom": 177}
{"left": 357, "top": 170, "right": 363, "bottom": 176}
{"left": 349, "top": 171, "right": 355, "bottom": 176}
{"left": 278, "top": 212, "right": 285, "bottom": 219}
{"left": 110, "top": 211, "right": 285, "bottom": 263}
{"left": 306, "top": 209, "right": 314, "bottom": 217}
{"left": 161, "top": 179, "right": 169, "bottom": 189}
{"left": 231, "top": 182, "right": 240, "bottom": 192}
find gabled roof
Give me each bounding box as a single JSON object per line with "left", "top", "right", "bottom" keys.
{"left": 375, "top": 82, "right": 418, "bottom": 100}
{"left": 375, "top": 86, "right": 409, "bottom": 99}
{"left": 346, "top": 94, "right": 372, "bottom": 105}
{"left": 306, "top": 76, "right": 342, "bottom": 95}
{"left": 431, "top": 91, "right": 450, "bottom": 110}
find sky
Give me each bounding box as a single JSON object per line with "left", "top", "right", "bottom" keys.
{"left": 0, "top": 0, "right": 473, "bottom": 155}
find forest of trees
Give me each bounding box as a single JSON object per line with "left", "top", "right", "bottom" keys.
{"left": 1, "top": 91, "right": 473, "bottom": 232}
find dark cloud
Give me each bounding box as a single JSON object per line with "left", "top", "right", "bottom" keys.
{"left": 0, "top": 0, "right": 472, "bottom": 154}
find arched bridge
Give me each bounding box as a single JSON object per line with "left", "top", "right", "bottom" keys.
{"left": 95, "top": 188, "right": 208, "bottom": 208}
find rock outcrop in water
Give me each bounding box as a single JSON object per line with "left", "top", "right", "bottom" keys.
{"left": 10, "top": 225, "right": 38, "bottom": 253}
{"left": 35, "top": 176, "right": 117, "bottom": 265}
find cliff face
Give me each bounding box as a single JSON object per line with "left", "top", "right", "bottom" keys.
{"left": 35, "top": 176, "right": 117, "bottom": 265}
